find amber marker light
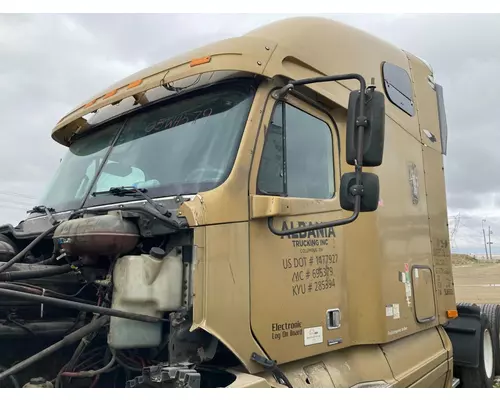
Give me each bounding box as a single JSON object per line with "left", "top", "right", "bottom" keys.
{"left": 83, "top": 99, "right": 96, "bottom": 108}
{"left": 103, "top": 89, "right": 118, "bottom": 99}
{"left": 190, "top": 56, "right": 211, "bottom": 67}
{"left": 127, "top": 79, "right": 143, "bottom": 89}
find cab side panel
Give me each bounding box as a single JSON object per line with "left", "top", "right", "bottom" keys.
{"left": 247, "top": 327, "right": 449, "bottom": 388}
{"left": 405, "top": 52, "right": 456, "bottom": 324}
{"left": 381, "top": 327, "right": 449, "bottom": 387}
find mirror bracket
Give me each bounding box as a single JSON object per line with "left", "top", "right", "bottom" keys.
{"left": 350, "top": 184, "right": 364, "bottom": 196}
{"left": 356, "top": 116, "right": 368, "bottom": 128}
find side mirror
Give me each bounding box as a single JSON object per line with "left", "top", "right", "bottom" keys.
{"left": 265, "top": 74, "right": 384, "bottom": 237}
{"left": 346, "top": 89, "right": 385, "bottom": 167}
{"left": 340, "top": 172, "right": 379, "bottom": 212}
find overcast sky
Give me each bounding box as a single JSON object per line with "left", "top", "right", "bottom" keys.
{"left": 0, "top": 13, "right": 499, "bottom": 254}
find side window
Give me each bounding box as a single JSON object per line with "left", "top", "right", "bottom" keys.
{"left": 257, "top": 102, "right": 334, "bottom": 199}
{"left": 382, "top": 62, "right": 415, "bottom": 116}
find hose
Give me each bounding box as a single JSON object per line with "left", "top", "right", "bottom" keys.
{"left": 65, "top": 314, "right": 100, "bottom": 372}
{"left": 0, "top": 365, "right": 20, "bottom": 388}
{"left": 55, "top": 343, "right": 104, "bottom": 388}
{"left": 39, "top": 253, "right": 57, "bottom": 265}
{"left": 111, "top": 348, "right": 143, "bottom": 372}
{"left": 0, "top": 264, "right": 72, "bottom": 282}
{"left": 0, "top": 319, "right": 82, "bottom": 339}
{"left": 15, "top": 280, "right": 95, "bottom": 298}
{"left": 74, "top": 347, "right": 108, "bottom": 370}
{"left": 0, "top": 282, "right": 40, "bottom": 295}
{"left": 0, "top": 315, "right": 109, "bottom": 382}
{"left": 0, "top": 288, "right": 167, "bottom": 323}
{"left": 61, "top": 354, "right": 116, "bottom": 378}
{"left": 0, "top": 283, "right": 96, "bottom": 306}
{"left": 0, "top": 224, "right": 59, "bottom": 274}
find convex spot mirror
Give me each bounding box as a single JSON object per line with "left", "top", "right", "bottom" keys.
{"left": 346, "top": 89, "right": 385, "bottom": 167}
{"left": 340, "top": 172, "right": 380, "bottom": 212}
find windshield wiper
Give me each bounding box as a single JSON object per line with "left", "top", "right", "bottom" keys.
{"left": 27, "top": 205, "right": 57, "bottom": 225}
{"left": 91, "top": 186, "right": 170, "bottom": 216}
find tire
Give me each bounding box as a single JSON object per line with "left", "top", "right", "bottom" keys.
{"left": 479, "top": 304, "right": 500, "bottom": 374}
{"left": 460, "top": 315, "right": 495, "bottom": 388}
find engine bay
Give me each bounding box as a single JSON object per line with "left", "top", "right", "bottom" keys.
{"left": 0, "top": 197, "right": 238, "bottom": 388}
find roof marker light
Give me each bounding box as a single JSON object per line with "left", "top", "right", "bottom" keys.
{"left": 190, "top": 56, "right": 211, "bottom": 67}
{"left": 83, "top": 99, "right": 96, "bottom": 108}
{"left": 127, "top": 79, "right": 143, "bottom": 89}
{"left": 103, "top": 89, "right": 118, "bottom": 99}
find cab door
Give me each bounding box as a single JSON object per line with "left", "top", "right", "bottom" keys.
{"left": 248, "top": 92, "right": 347, "bottom": 364}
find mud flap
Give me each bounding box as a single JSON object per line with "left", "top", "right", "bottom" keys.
{"left": 443, "top": 304, "right": 482, "bottom": 368}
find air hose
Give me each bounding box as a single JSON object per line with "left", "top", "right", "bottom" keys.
{"left": 0, "top": 224, "right": 60, "bottom": 274}
{"left": 0, "top": 288, "right": 167, "bottom": 323}
{"left": 0, "top": 264, "right": 72, "bottom": 281}
{"left": 0, "top": 315, "right": 110, "bottom": 382}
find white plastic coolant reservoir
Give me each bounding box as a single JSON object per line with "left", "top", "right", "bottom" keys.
{"left": 108, "top": 247, "right": 184, "bottom": 349}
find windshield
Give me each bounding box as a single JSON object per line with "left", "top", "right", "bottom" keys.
{"left": 38, "top": 79, "right": 257, "bottom": 213}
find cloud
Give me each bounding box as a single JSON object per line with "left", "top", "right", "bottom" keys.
{"left": 0, "top": 13, "right": 499, "bottom": 253}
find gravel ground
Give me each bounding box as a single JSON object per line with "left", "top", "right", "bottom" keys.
{"left": 453, "top": 262, "right": 500, "bottom": 304}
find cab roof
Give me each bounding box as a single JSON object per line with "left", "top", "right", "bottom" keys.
{"left": 51, "top": 16, "right": 414, "bottom": 145}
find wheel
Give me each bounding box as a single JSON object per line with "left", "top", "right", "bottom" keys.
{"left": 479, "top": 304, "right": 500, "bottom": 374}
{"left": 460, "top": 315, "right": 495, "bottom": 388}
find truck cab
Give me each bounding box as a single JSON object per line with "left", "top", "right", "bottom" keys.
{"left": 0, "top": 16, "right": 494, "bottom": 389}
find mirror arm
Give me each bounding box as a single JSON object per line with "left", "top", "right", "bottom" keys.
{"left": 268, "top": 73, "right": 368, "bottom": 237}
